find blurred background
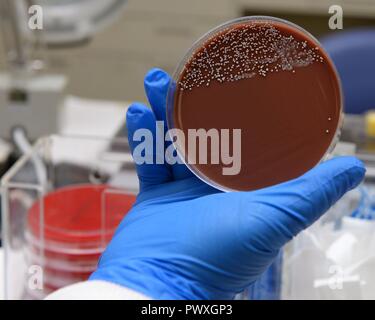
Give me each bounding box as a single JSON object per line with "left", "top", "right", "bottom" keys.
{"left": 1, "top": 0, "right": 375, "bottom": 300}
{"left": 1, "top": 0, "right": 374, "bottom": 102}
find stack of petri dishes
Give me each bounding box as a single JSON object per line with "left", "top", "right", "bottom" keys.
{"left": 24, "top": 184, "right": 136, "bottom": 299}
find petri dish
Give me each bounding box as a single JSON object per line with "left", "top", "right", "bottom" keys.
{"left": 25, "top": 184, "right": 136, "bottom": 298}
{"left": 167, "top": 16, "right": 343, "bottom": 192}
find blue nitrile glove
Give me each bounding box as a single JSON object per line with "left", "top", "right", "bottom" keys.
{"left": 90, "top": 68, "right": 366, "bottom": 300}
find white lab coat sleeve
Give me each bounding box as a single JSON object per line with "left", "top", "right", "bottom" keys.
{"left": 45, "top": 280, "right": 151, "bottom": 300}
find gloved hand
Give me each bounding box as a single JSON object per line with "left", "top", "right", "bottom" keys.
{"left": 90, "top": 68, "right": 366, "bottom": 300}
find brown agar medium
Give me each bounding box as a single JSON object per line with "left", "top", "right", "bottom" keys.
{"left": 167, "top": 17, "right": 343, "bottom": 192}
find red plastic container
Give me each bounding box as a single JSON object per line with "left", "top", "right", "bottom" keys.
{"left": 27, "top": 184, "right": 135, "bottom": 244}
{"left": 25, "top": 184, "right": 136, "bottom": 297}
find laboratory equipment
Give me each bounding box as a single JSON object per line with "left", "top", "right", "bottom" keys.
{"left": 167, "top": 16, "right": 343, "bottom": 192}
{"left": 0, "top": 0, "right": 127, "bottom": 139}
{"left": 25, "top": 184, "right": 135, "bottom": 299}
{"left": 0, "top": 0, "right": 65, "bottom": 140}
{"left": 33, "top": 0, "right": 128, "bottom": 45}
{"left": 1, "top": 135, "right": 137, "bottom": 299}
{"left": 283, "top": 175, "right": 375, "bottom": 299}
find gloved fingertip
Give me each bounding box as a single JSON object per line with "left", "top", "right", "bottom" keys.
{"left": 323, "top": 156, "right": 366, "bottom": 189}
{"left": 126, "top": 103, "right": 154, "bottom": 138}
{"left": 343, "top": 156, "right": 366, "bottom": 187}
{"left": 144, "top": 68, "right": 170, "bottom": 89}
{"left": 333, "top": 155, "right": 365, "bottom": 170}
{"left": 126, "top": 103, "right": 150, "bottom": 125}
{"left": 143, "top": 69, "right": 171, "bottom": 122}
{"left": 127, "top": 102, "right": 147, "bottom": 116}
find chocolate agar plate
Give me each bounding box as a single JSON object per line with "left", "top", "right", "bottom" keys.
{"left": 167, "top": 16, "right": 343, "bottom": 192}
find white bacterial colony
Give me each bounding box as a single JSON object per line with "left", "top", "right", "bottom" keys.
{"left": 179, "top": 23, "right": 324, "bottom": 91}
